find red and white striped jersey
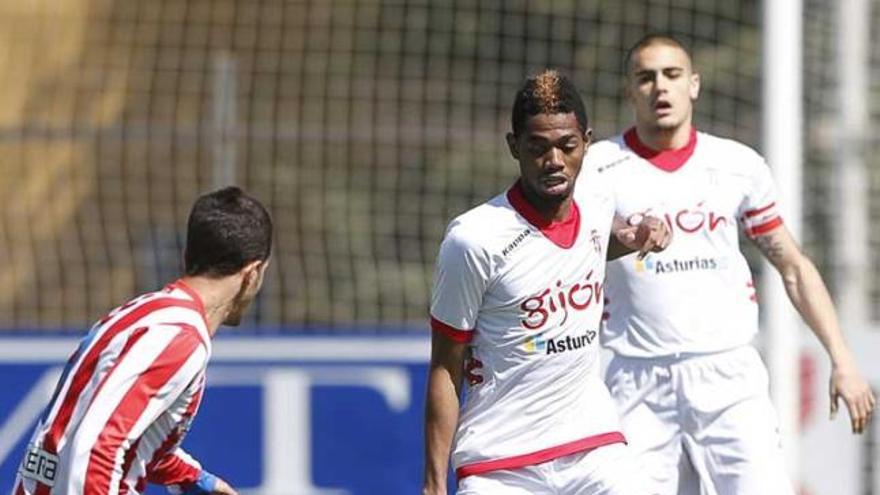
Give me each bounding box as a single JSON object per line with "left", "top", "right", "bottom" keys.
{"left": 586, "top": 128, "right": 784, "bottom": 358}
{"left": 13, "top": 280, "right": 212, "bottom": 495}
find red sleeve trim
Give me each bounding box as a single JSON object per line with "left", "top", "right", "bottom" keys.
{"left": 743, "top": 202, "right": 776, "bottom": 219}
{"left": 430, "top": 316, "right": 473, "bottom": 343}
{"left": 748, "top": 216, "right": 784, "bottom": 237}
{"left": 456, "top": 431, "right": 626, "bottom": 478}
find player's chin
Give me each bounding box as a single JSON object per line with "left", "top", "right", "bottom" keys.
{"left": 538, "top": 181, "right": 573, "bottom": 200}
{"left": 222, "top": 313, "right": 243, "bottom": 326}
{"left": 654, "top": 115, "right": 684, "bottom": 130}
{"left": 223, "top": 304, "right": 250, "bottom": 326}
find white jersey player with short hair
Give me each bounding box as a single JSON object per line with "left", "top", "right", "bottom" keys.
{"left": 598, "top": 127, "right": 781, "bottom": 358}
{"left": 431, "top": 177, "right": 624, "bottom": 480}
{"left": 591, "top": 33, "right": 874, "bottom": 495}
{"left": 13, "top": 281, "right": 213, "bottom": 495}
{"left": 590, "top": 127, "right": 796, "bottom": 494}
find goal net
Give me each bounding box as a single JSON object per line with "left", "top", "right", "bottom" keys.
{"left": 0, "top": 0, "right": 871, "bottom": 332}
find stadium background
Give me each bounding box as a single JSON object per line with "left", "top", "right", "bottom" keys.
{"left": 0, "top": 0, "right": 878, "bottom": 494}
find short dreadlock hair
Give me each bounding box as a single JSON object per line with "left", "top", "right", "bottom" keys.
{"left": 511, "top": 69, "right": 589, "bottom": 137}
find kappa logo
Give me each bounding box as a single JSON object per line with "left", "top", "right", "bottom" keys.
{"left": 502, "top": 228, "right": 533, "bottom": 257}
{"left": 596, "top": 155, "right": 633, "bottom": 173}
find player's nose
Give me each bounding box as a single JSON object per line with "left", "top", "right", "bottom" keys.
{"left": 543, "top": 148, "right": 565, "bottom": 169}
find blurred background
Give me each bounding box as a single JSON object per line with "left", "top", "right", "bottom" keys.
{"left": 0, "top": 0, "right": 878, "bottom": 494}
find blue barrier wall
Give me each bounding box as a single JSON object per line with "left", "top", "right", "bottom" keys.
{"left": 0, "top": 334, "right": 435, "bottom": 495}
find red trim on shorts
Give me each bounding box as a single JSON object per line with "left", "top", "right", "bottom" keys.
{"left": 455, "top": 431, "right": 626, "bottom": 478}
{"left": 748, "top": 216, "right": 784, "bottom": 237}
{"left": 506, "top": 180, "right": 581, "bottom": 249}
{"left": 624, "top": 126, "right": 697, "bottom": 172}
{"left": 743, "top": 202, "right": 777, "bottom": 219}
{"left": 431, "top": 317, "right": 473, "bottom": 343}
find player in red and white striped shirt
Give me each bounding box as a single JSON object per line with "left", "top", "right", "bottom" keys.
{"left": 12, "top": 186, "right": 272, "bottom": 495}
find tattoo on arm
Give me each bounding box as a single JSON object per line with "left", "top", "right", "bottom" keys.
{"left": 754, "top": 233, "right": 785, "bottom": 262}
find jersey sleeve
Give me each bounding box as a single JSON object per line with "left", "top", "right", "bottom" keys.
{"left": 148, "top": 447, "right": 202, "bottom": 487}
{"left": 737, "top": 155, "right": 784, "bottom": 238}
{"left": 429, "top": 222, "right": 491, "bottom": 343}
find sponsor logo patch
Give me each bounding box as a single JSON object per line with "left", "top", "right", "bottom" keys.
{"left": 19, "top": 444, "right": 58, "bottom": 487}
{"left": 635, "top": 255, "right": 728, "bottom": 274}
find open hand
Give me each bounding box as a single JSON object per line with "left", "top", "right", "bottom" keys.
{"left": 830, "top": 364, "right": 875, "bottom": 434}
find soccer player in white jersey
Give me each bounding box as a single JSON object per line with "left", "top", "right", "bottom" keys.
{"left": 12, "top": 186, "right": 272, "bottom": 495}
{"left": 585, "top": 34, "right": 876, "bottom": 494}
{"left": 422, "top": 70, "right": 670, "bottom": 495}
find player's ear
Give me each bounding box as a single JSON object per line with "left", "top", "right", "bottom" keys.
{"left": 506, "top": 132, "right": 519, "bottom": 160}
{"left": 241, "top": 259, "right": 266, "bottom": 289}
{"left": 689, "top": 72, "right": 701, "bottom": 101}
{"left": 584, "top": 128, "right": 593, "bottom": 146}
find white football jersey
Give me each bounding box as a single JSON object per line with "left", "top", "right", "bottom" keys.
{"left": 587, "top": 128, "right": 783, "bottom": 358}
{"left": 430, "top": 177, "right": 625, "bottom": 478}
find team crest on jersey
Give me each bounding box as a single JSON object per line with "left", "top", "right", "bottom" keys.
{"left": 590, "top": 229, "right": 602, "bottom": 253}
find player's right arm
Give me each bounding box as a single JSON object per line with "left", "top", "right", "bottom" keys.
{"left": 423, "top": 220, "right": 488, "bottom": 495}
{"left": 422, "top": 331, "right": 467, "bottom": 495}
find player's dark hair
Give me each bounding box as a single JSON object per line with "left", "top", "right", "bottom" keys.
{"left": 511, "top": 69, "right": 589, "bottom": 137}
{"left": 184, "top": 186, "right": 273, "bottom": 277}
{"left": 624, "top": 33, "right": 693, "bottom": 75}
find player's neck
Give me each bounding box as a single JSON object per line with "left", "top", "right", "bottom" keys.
{"left": 634, "top": 121, "right": 693, "bottom": 150}
{"left": 179, "top": 275, "right": 242, "bottom": 336}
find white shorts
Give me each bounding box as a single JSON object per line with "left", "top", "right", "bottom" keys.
{"left": 456, "top": 443, "right": 645, "bottom": 495}
{"left": 605, "top": 345, "right": 795, "bottom": 495}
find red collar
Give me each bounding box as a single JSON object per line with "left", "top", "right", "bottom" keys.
{"left": 506, "top": 180, "right": 580, "bottom": 249}
{"left": 623, "top": 126, "right": 697, "bottom": 172}
{"left": 168, "top": 279, "right": 209, "bottom": 327}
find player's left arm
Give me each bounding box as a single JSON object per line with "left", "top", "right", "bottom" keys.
{"left": 752, "top": 225, "right": 876, "bottom": 433}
